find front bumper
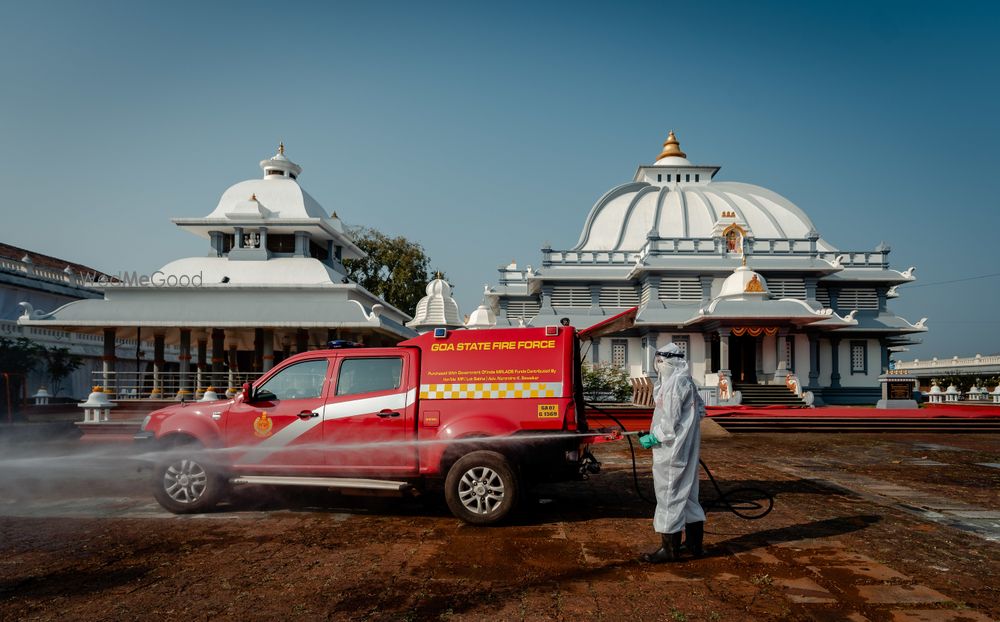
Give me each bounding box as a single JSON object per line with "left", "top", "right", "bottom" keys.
{"left": 133, "top": 430, "right": 156, "bottom": 443}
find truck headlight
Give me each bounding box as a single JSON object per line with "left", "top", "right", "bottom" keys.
{"left": 141, "top": 415, "right": 152, "bottom": 431}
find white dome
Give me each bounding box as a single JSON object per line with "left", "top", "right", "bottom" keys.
{"left": 206, "top": 178, "right": 330, "bottom": 221}
{"left": 574, "top": 181, "right": 833, "bottom": 252}
{"left": 718, "top": 265, "right": 769, "bottom": 298}
{"left": 157, "top": 256, "right": 344, "bottom": 286}
{"left": 653, "top": 155, "right": 692, "bottom": 167}
{"left": 426, "top": 279, "right": 453, "bottom": 297}
{"left": 466, "top": 303, "right": 496, "bottom": 329}
{"left": 407, "top": 277, "right": 463, "bottom": 330}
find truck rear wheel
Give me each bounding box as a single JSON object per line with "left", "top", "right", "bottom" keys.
{"left": 445, "top": 450, "right": 519, "bottom": 525}
{"left": 152, "top": 450, "right": 227, "bottom": 514}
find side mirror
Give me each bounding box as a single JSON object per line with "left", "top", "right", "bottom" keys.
{"left": 241, "top": 382, "right": 252, "bottom": 401}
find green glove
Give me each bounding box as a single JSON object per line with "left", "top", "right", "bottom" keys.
{"left": 639, "top": 433, "right": 659, "bottom": 449}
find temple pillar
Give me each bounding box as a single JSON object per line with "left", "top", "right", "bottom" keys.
{"left": 228, "top": 343, "right": 238, "bottom": 397}
{"left": 830, "top": 337, "right": 841, "bottom": 388}
{"left": 644, "top": 331, "right": 661, "bottom": 376}
{"left": 262, "top": 329, "right": 275, "bottom": 372}
{"left": 176, "top": 329, "right": 192, "bottom": 400}
{"left": 807, "top": 333, "right": 820, "bottom": 389}
{"left": 101, "top": 328, "right": 116, "bottom": 393}
{"left": 776, "top": 330, "right": 789, "bottom": 377}
{"left": 196, "top": 335, "right": 207, "bottom": 398}
{"left": 253, "top": 328, "right": 264, "bottom": 372}
{"left": 718, "top": 329, "right": 730, "bottom": 373}
{"left": 211, "top": 329, "right": 225, "bottom": 373}
{"left": 151, "top": 332, "right": 165, "bottom": 398}
{"left": 755, "top": 334, "right": 764, "bottom": 383}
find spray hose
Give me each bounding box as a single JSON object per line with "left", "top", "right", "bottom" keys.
{"left": 585, "top": 402, "right": 773, "bottom": 520}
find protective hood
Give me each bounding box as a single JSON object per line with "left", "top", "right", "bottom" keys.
{"left": 655, "top": 343, "right": 690, "bottom": 381}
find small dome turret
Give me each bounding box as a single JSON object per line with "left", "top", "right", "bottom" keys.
{"left": 407, "top": 273, "right": 464, "bottom": 332}
{"left": 259, "top": 142, "right": 303, "bottom": 180}
{"left": 466, "top": 295, "right": 497, "bottom": 329}
{"left": 718, "top": 265, "right": 769, "bottom": 298}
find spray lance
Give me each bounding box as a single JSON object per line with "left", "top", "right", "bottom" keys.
{"left": 574, "top": 311, "right": 771, "bottom": 519}
{"left": 586, "top": 404, "right": 773, "bottom": 520}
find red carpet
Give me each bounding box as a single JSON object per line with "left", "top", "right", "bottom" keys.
{"left": 706, "top": 404, "right": 1000, "bottom": 419}
{"left": 584, "top": 403, "right": 1000, "bottom": 432}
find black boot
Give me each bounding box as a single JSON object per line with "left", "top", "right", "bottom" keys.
{"left": 685, "top": 522, "right": 704, "bottom": 558}
{"left": 640, "top": 532, "right": 683, "bottom": 563}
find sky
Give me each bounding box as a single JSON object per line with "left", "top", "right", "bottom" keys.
{"left": 1, "top": 0, "right": 998, "bottom": 360}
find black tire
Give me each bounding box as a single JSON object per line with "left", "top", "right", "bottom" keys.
{"left": 152, "top": 449, "right": 227, "bottom": 514}
{"left": 444, "top": 450, "right": 520, "bottom": 525}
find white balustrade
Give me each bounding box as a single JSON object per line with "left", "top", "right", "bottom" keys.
{"left": 92, "top": 370, "right": 258, "bottom": 400}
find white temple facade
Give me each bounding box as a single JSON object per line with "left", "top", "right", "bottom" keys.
{"left": 18, "top": 145, "right": 415, "bottom": 400}
{"left": 487, "top": 133, "right": 927, "bottom": 405}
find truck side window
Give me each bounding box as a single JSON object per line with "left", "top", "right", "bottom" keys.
{"left": 256, "top": 359, "right": 328, "bottom": 400}
{"left": 336, "top": 358, "right": 403, "bottom": 396}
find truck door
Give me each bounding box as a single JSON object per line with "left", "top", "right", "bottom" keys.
{"left": 225, "top": 357, "right": 331, "bottom": 473}
{"left": 322, "top": 351, "right": 418, "bottom": 477}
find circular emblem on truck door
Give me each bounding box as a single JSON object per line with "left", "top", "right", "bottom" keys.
{"left": 253, "top": 411, "right": 273, "bottom": 438}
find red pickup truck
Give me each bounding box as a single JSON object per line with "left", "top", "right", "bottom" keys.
{"left": 136, "top": 318, "right": 632, "bottom": 524}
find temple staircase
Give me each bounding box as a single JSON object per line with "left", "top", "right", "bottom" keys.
{"left": 735, "top": 383, "right": 806, "bottom": 407}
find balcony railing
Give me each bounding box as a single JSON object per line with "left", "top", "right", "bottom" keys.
{"left": 91, "top": 370, "right": 261, "bottom": 401}
{"left": 538, "top": 240, "right": 891, "bottom": 269}
{"left": 896, "top": 355, "right": 1000, "bottom": 370}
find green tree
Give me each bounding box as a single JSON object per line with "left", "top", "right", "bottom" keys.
{"left": 581, "top": 362, "right": 633, "bottom": 403}
{"left": 0, "top": 337, "right": 42, "bottom": 376}
{"left": 38, "top": 346, "right": 84, "bottom": 397}
{"left": 0, "top": 337, "right": 43, "bottom": 417}
{"left": 344, "top": 226, "right": 438, "bottom": 314}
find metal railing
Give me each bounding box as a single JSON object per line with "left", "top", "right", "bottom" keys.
{"left": 536, "top": 241, "right": 891, "bottom": 270}
{"left": 898, "top": 354, "right": 1000, "bottom": 369}
{"left": 91, "top": 370, "right": 261, "bottom": 400}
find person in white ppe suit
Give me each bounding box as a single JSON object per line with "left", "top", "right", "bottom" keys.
{"left": 638, "top": 342, "right": 707, "bottom": 563}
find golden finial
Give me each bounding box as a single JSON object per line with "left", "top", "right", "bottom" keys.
{"left": 656, "top": 130, "right": 687, "bottom": 161}
{"left": 278, "top": 142, "right": 285, "bottom": 155}
{"left": 742, "top": 255, "right": 747, "bottom": 267}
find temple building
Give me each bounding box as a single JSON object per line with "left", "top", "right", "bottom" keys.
{"left": 0, "top": 242, "right": 161, "bottom": 404}
{"left": 487, "top": 133, "right": 927, "bottom": 404}
{"left": 18, "top": 145, "right": 415, "bottom": 401}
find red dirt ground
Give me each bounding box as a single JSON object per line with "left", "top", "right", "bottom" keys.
{"left": 0, "top": 432, "right": 997, "bottom": 621}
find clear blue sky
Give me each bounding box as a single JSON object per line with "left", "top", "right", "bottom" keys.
{"left": 2, "top": 0, "right": 998, "bottom": 360}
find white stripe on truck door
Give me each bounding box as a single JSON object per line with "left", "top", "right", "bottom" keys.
{"left": 238, "top": 389, "right": 417, "bottom": 464}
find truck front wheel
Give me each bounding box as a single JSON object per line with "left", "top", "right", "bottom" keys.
{"left": 445, "top": 450, "right": 519, "bottom": 525}
{"left": 152, "top": 450, "right": 227, "bottom": 514}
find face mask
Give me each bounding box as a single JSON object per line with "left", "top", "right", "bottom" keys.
{"left": 655, "top": 357, "right": 675, "bottom": 379}
{"left": 654, "top": 357, "right": 666, "bottom": 374}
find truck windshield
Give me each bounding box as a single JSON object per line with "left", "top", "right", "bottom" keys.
{"left": 256, "top": 359, "right": 329, "bottom": 401}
